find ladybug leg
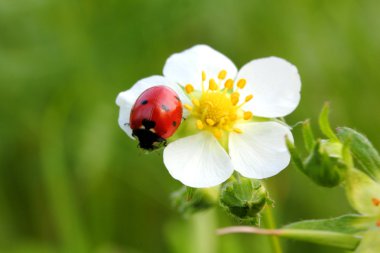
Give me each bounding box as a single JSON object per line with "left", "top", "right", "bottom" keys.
{"left": 124, "top": 122, "right": 130, "bottom": 126}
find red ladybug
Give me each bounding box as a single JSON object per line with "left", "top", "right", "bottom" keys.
{"left": 129, "top": 85, "right": 183, "bottom": 150}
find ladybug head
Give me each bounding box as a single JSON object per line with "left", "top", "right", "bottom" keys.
{"left": 132, "top": 119, "right": 167, "bottom": 151}
{"left": 132, "top": 128, "right": 167, "bottom": 150}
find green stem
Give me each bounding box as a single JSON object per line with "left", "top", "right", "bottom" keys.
{"left": 263, "top": 206, "right": 283, "bottom": 253}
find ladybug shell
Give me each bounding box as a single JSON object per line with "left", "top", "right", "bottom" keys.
{"left": 130, "top": 85, "right": 183, "bottom": 139}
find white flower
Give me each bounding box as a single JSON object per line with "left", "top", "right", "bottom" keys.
{"left": 116, "top": 45, "right": 301, "bottom": 188}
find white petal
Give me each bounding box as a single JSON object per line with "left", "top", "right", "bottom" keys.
{"left": 163, "top": 131, "right": 234, "bottom": 188}
{"left": 229, "top": 121, "right": 293, "bottom": 179}
{"left": 116, "top": 76, "right": 190, "bottom": 138}
{"left": 163, "top": 45, "right": 238, "bottom": 90}
{"left": 237, "top": 57, "right": 301, "bottom": 118}
{"left": 117, "top": 104, "right": 134, "bottom": 138}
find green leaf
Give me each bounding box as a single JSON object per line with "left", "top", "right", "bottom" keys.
{"left": 337, "top": 127, "right": 380, "bottom": 182}
{"left": 284, "top": 214, "right": 377, "bottom": 234}
{"left": 345, "top": 168, "right": 380, "bottom": 216}
{"left": 302, "top": 119, "right": 316, "bottom": 152}
{"left": 355, "top": 229, "right": 380, "bottom": 253}
{"left": 218, "top": 225, "right": 361, "bottom": 250}
{"left": 279, "top": 228, "right": 361, "bottom": 250}
{"left": 319, "top": 102, "right": 338, "bottom": 140}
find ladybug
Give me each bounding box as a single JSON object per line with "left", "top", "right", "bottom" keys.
{"left": 129, "top": 85, "right": 183, "bottom": 150}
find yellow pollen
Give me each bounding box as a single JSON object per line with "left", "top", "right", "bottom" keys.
{"left": 209, "top": 79, "right": 218, "bottom": 90}
{"left": 233, "top": 128, "right": 243, "bottom": 134}
{"left": 244, "top": 111, "right": 253, "bottom": 120}
{"left": 184, "top": 104, "right": 193, "bottom": 111}
{"left": 206, "top": 118, "right": 216, "bottom": 126}
{"left": 185, "top": 84, "right": 194, "bottom": 94}
{"left": 218, "top": 70, "right": 227, "bottom": 80}
{"left": 196, "top": 120, "right": 204, "bottom": 129}
{"left": 230, "top": 92, "right": 240, "bottom": 105}
{"left": 224, "top": 79, "right": 234, "bottom": 90}
{"left": 237, "top": 79, "right": 247, "bottom": 89}
{"left": 192, "top": 98, "right": 200, "bottom": 107}
{"left": 202, "top": 71, "right": 206, "bottom": 81}
{"left": 213, "top": 128, "right": 222, "bottom": 139}
{"left": 245, "top": 94, "right": 253, "bottom": 102}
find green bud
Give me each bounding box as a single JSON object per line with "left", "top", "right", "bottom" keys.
{"left": 337, "top": 127, "right": 380, "bottom": 183}
{"left": 220, "top": 177, "right": 268, "bottom": 225}
{"left": 171, "top": 186, "right": 217, "bottom": 217}
{"left": 304, "top": 140, "right": 347, "bottom": 187}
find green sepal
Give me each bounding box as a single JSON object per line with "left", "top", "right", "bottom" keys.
{"left": 171, "top": 186, "right": 217, "bottom": 217}
{"left": 345, "top": 168, "right": 380, "bottom": 216}
{"left": 220, "top": 177, "right": 267, "bottom": 225}
{"left": 286, "top": 136, "right": 304, "bottom": 172}
{"left": 337, "top": 127, "right": 380, "bottom": 182}
{"left": 319, "top": 102, "right": 338, "bottom": 140}
{"left": 302, "top": 119, "right": 316, "bottom": 153}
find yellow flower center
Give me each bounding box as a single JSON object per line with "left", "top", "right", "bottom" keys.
{"left": 184, "top": 70, "right": 253, "bottom": 139}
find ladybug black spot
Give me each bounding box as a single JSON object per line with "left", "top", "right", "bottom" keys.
{"left": 141, "top": 100, "right": 148, "bottom": 105}
{"left": 172, "top": 121, "right": 177, "bottom": 127}
{"left": 142, "top": 119, "right": 156, "bottom": 129}
{"left": 161, "top": 104, "right": 170, "bottom": 112}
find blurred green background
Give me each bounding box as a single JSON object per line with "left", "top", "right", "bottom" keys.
{"left": 1, "top": 0, "right": 380, "bottom": 252}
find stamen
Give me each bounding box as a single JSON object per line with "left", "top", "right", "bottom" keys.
{"left": 196, "top": 120, "right": 204, "bottom": 130}
{"left": 244, "top": 111, "right": 253, "bottom": 120}
{"left": 230, "top": 92, "right": 240, "bottom": 105}
{"left": 209, "top": 79, "right": 218, "bottom": 91}
{"left": 233, "top": 128, "right": 243, "bottom": 134}
{"left": 218, "top": 70, "right": 227, "bottom": 80}
{"left": 185, "top": 84, "right": 194, "bottom": 94}
{"left": 206, "top": 118, "right": 216, "bottom": 126}
{"left": 372, "top": 198, "right": 380, "bottom": 206}
{"left": 213, "top": 128, "right": 222, "bottom": 139}
{"left": 184, "top": 104, "right": 193, "bottom": 111}
{"left": 229, "top": 113, "right": 237, "bottom": 121}
{"left": 245, "top": 94, "right": 253, "bottom": 102}
{"left": 201, "top": 71, "right": 206, "bottom": 92}
{"left": 237, "top": 79, "right": 246, "bottom": 89}
{"left": 224, "top": 79, "right": 234, "bottom": 90}
{"left": 192, "top": 98, "right": 200, "bottom": 107}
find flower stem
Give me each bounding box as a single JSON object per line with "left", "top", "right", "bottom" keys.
{"left": 263, "top": 206, "right": 283, "bottom": 253}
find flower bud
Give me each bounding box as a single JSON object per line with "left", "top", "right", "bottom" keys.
{"left": 220, "top": 177, "right": 268, "bottom": 225}
{"left": 304, "top": 140, "right": 347, "bottom": 187}
{"left": 287, "top": 137, "right": 347, "bottom": 188}
{"left": 337, "top": 127, "right": 380, "bottom": 183}
{"left": 171, "top": 186, "right": 217, "bottom": 217}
